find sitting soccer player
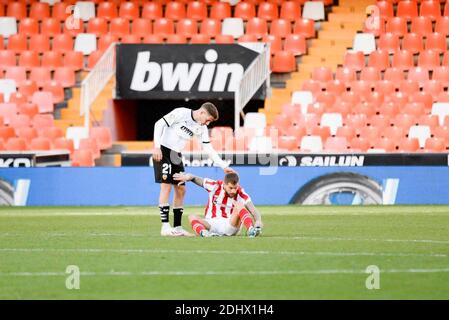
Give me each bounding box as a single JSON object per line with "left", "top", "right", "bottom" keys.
{"left": 173, "top": 172, "right": 263, "bottom": 237}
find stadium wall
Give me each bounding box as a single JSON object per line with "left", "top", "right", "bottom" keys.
{"left": 0, "top": 166, "right": 448, "bottom": 206}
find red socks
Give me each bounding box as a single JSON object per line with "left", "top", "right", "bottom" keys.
{"left": 239, "top": 208, "right": 253, "bottom": 230}
{"left": 191, "top": 219, "right": 206, "bottom": 235}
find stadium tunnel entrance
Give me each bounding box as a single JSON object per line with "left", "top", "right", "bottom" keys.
{"left": 104, "top": 99, "right": 264, "bottom": 141}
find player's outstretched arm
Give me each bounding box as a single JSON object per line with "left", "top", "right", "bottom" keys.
{"left": 173, "top": 172, "right": 204, "bottom": 187}
{"left": 245, "top": 201, "right": 263, "bottom": 229}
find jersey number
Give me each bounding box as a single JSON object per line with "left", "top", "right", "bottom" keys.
{"left": 162, "top": 163, "right": 172, "bottom": 175}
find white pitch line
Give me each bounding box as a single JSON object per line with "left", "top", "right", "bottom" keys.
{"left": 269, "top": 236, "right": 449, "bottom": 244}
{"left": 0, "top": 248, "right": 446, "bottom": 258}
{"left": 2, "top": 268, "right": 449, "bottom": 277}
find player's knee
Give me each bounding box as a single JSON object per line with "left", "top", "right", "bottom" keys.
{"left": 234, "top": 202, "right": 244, "bottom": 212}
{"left": 175, "top": 185, "right": 186, "bottom": 197}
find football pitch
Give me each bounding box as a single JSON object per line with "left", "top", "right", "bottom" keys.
{"left": 0, "top": 206, "right": 448, "bottom": 300}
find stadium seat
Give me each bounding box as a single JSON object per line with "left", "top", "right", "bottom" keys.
{"left": 244, "top": 112, "right": 266, "bottom": 136}
{"left": 392, "top": 50, "right": 414, "bottom": 70}
{"left": 29, "top": 137, "right": 52, "bottom": 151}
{"left": 18, "top": 103, "right": 38, "bottom": 119}
{"left": 410, "top": 16, "right": 432, "bottom": 36}
{"left": 153, "top": 18, "right": 175, "bottom": 37}
{"left": 165, "top": 1, "right": 186, "bottom": 21}
{"left": 302, "top": 1, "right": 324, "bottom": 21}
{"left": 32, "top": 91, "right": 54, "bottom": 113}
{"left": 277, "top": 136, "right": 298, "bottom": 151}
{"left": 30, "top": 35, "right": 51, "bottom": 53}
{"left": 393, "top": 113, "right": 418, "bottom": 129}
{"left": 280, "top": 1, "right": 302, "bottom": 21}
{"left": 422, "top": 80, "right": 443, "bottom": 97}
{"left": 350, "top": 137, "right": 370, "bottom": 151}
{"left": 54, "top": 67, "right": 76, "bottom": 88}
{"left": 189, "top": 34, "right": 211, "bottom": 43}
{"left": 18, "top": 81, "right": 38, "bottom": 100}
{"left": 293, "top": 19, "right": 315, "bottom": 38}
{"left": 386, "top": 17, "right": 407, "bottom": 36}
{"left": 270, "top": 19, "right": 292, "bottom": 38}
{"left": 32, "top": 114, "right": 54, "bottom": 130}
{"left": 433, "top": 66, "right": 449, "bottom": 86}
{"left": 74, "top": 34, "right": 97, "bottom": 55}
{"left": 18, "top": 51, "right": 39, "bottom": 70}
{"left": 312, "top": 67, "right": 333, "bottom": 83}
{"left": 0, "top": 125, "right": 16, "bottom": 141}
{"left": 7, "top": 34, "right": 27, "bottom": 52}
{"left": 352, "top": 33, "right": 376, "bottom": 55}
{"left": 52, "top": 2, "right": 70, "bottom": 21}
{"left": 121, "top": 34, "right": 141, "bottom": 44}
{"left": 96, "top": 2, "right": 118, "bottom": 20}
{"left": 257, "top": 1, "right": 278, "bottom": 21}
{"left": 335, "top": 126, "right": 356, "bottom": 141}
{"left": 87, "top": 17, "right": 108, "bottom": 36}
{"left": 345, "top": 114, "right": 368, "bottom": 133}
{"left": 335, "top": 66, "right": 356, "bottom": 82}
{"left": 360, "top": 66, "right": 381, "bottom": 83}
{"left": 373, "top": 137, "right": 396, "bottom": 152}
{"left": 262, "top": 34, "right": 282, "bottom": 54}
{"left": 41, "top": 18, "right": 62, "bottom": 36}
{"left": 200, "top": 19, "right": 221, "bottom": 38}
{"left": 141, "top": 3, "right": 162, "bottom": 20}
{"left": 210, "top": 2, "right": 231, "bottom": 20}
{"left": 435, "top": 16, "right": 449, "bottom": 36}
{"left": 323, "top": 137, "right": 348, "bottom": 152}
{"left": 17, "top": 127, "right": 38, "bottom": 146}
{"left": 166, "top": 34, "right": 187, "bottom": 44}
{"left": 5, "top": 67, "right": 27, "bottom": 86}
{"left": 383, "top": 126, "right": 405, "bottom": 140}
{"left": 6, "top": 2, "right": 26, "bottom": 20}
{"left": 431, "top": 102, "right": 449, "bottom": 125}
{"left": 378, "top": 33, "right": 400, "bottom": 53}
{"left": 63, "top": 51, "right": 84, "bottom": 71}
{"left": 408, "top": 125, "right": 431, "bottom": 148}
{"left": 417, "top": 50, "right": 440, "bottom": 70}
{"left": 397, "top": 0, "right": 418, "bottom": 20}
{"left": 432, "top": 126, "right": 449, "bottom": 147}
{"left": 238, "top": 34, "right": 258, "bottom": 43}
{"left": 343, "top": 51, "right": 365, "bottom": 71}
{"left": 74, "top": 1, "right": 96, "bottom": 22}
{"left": 417, "top": 114, "right": 439, "bottom": 128}
{"left": 246, "top": 18, "right": 268, "bottom": 39}
{"left": 30, "top": 2, "right": 50, "bottom": 20}
{"left": 41, "top": 51, "right": 63, "bottom": 70}
{"left": 5, "top": 138, "right": 27, "bottom": 151}
{"left": 234, "top": 2, "right": 256, "bottom": 20}
{"left": 0, "top": 17, "right": 17, "bottom": 38}
{"left": 131, "top": 19, "right": 153, "bottom": 38}
{"left": 376, "top": 0, "right": 394, "bottom": 19}
{"left": 408, "top": 67, "right": 429, "bottom": 86}
{"left": 53, "top": 34, "right": 74, "bottom": 53}
{"left": 19, "top": 18, "right": 39, "bottom": 35}
{"left": 320, "top": 113, "right": 342, "bottom": 136}
{"left": 374, "top": 80, "right": 395, "bottom": 96}
{"left": 110, "top": 18, "right": 130, "bottom": 37}
{"left": 410, "top": 92, "right": 433, "bottom": 111}
{"left": 98, "top": 34, "right": 118, "bottom": 51}
{"left": 291, "top": 91, "right": 313, "bottom": 114}
{"left": 398, "top": 137, "right": 420, "bottom": 152}
{"left": 40, "top": 126, "right": 64, "bottom": 142}
{"left": 301, "top": 79, "right": 321, "bottom": 94}
{"left": 284, "top": 34, "right": 306, "bottom": 56}
{"left": 177, "top": 19, "right": 198, "bottom": 38}
{"left": 300, "top": 135, "right": 323, "bottom": 152}
{"left": 72, "top": 149, "right": 95, "bottom": 167}
{"left": 0, "top": 80, "right": 17, "bottom": 103}
{"left": 424, "top": 137, "right": 446, "bottom": 152}
{"left": 402, "top": 33, "right": 423, "bottom": 54}
{"left": 119, "top": 2, "right": 139, "bottom": 20}
{"left": 187, "top": 1, "right": 207, "bottom": 21}
{"left": 142, "top": 35, "right": 164, "bottom": 44}
{"left": 404, "top": 102, "right": 426, "bottom": 117}
{"left": 54, "top": 138, "right": 75, "bottom": 155}
{"left": 420, "top": 0, "right": 441, "bottom": 20}
{"left": 221, "top": 18, "right": 244, "bottom": 39}
{"left": 369, "top": 114, "right": 391, "bottom": 129}
{"left": 66, "top": 126, "right": 89, "bottom": 149}
{"left": 425, "top": 32, "right": 446, "bottom": 53}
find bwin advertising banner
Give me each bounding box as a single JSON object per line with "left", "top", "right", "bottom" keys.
{"left": 116, "top": 44, "right": 265, "bottom": 100}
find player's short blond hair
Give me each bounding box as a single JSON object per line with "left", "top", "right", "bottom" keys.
{"left": 224, "top": 172, "right": 239, "bottom": 185}
{"left": 200, "top": 102, "right": 219, "bottom": 121}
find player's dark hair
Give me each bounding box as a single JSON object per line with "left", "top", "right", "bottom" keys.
{"left": 200, "top": 102, "right": 219, "bottom": 121}
{"left": 224, "top": 172, "right": 239, "bottom": 185}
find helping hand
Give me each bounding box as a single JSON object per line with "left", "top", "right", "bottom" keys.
{"left": 173, "top": 172, "right": 193, "bottom": 186}
{"left": 224, "top": 167, "right": 236, "bottom": 174}
{"left": 153, "top": 148, "right": 162, "bottom": 162}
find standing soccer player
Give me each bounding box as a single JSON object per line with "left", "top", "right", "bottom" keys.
{"left": 153, "top": 102, "right": 234, "bottom": 236}
{"left": 173, "top": 171, "right": 263, "bottom": 237}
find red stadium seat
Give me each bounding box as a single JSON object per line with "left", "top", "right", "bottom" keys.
{"left": 210, "top": 2, "right": 231, "bottom": 20}
{"left": 119, "top": 2, "right": 139, "bottom": 20}
{"left": 6, "top": 2, "right": 27, "bottom": 20}
{"left": 39, "top": 126, "right": 64, "bottom": 141}
{"left": 199, "top": 19, "right": 221, "bottom": 38}
{"left": 246, "top": 17, "right": 268, "bottom": 39}
{"left": 392, "top": 114, "right": 417, "bottom": 129}
{"left": 165, "top": 1, "right": 186, "bottom": 21}
{"left": 42, "top": 82, "right": 64, "bottom": 104}
{"left": 270, "top": 19, "right": 292, "bottom": 38}
{"left": 79, "top": 138, "right": 100, "bottom": 159}
{"left": 386, "top": 17, "right": 408, "bottom": 36}
{"left": 425, "top": 32, "right": 446, "bottom": 53}
{"left": 397, "top": 0, "right": 418, "bottom": 20}
{"left": 7, "top": 34, "right": 27, "bottom": 52}
{"left": 19, "top": 18, "right": 39, "bottom": 35}
{"left": 17, "top": 103, "right": 38, "bottom": 119}
{"left": 375, "top": 80, "right": 396, "bottom": 96}
{"left": 132, "top": 19, "right": 153, "bottom": 38}
{"left": 19, "top": 51, "right": 39, "bottom": 70}
{"left": 87, "top": 17, "right": 108, "bottom": 36}
{"left": 410, "top": 92, "right": 433, "bottom": 110}
{"left": 424, "top": 137, "right": 446, "bottom": 152}
{"left": 215, "top": 34, "right": 234, "bottom": 44}
{"left": 433, "top": 66, "right": 449, "bottom": 86}
{"left": 52, "top": 2, "right": 70, "bottom": 21}
{"left": 5, "top": 67, "right": 27, "bottom": 86}
{"left": 262, "top": 34, "right": 282, "bottom": 54}
{"left": 420, "top": 0, "right": 441, "bottom": 20}
{"left": 63, "top": 51, "right": 84, "bottom": 71}
{"left": 384, "top": 67, "right": 405, "bottom": 82}
{"left": 10, "top": 114, "right": 31, "bottom": 129}
{"left": 280, "top": 1, "right": 302, "bottom": 21}
{"left": 343, "top": 51, "right": 365, "bottom": 71}
{"left": 29, "top": 67, "right": 51, "bottom": 88}
{"left": 391, "top": 50, "right": 414, "bottom": 70}
{"left": 404, "top": 102, "right": 426, "bottom": 117}
{"left": 284, "top": 34, "right": 306, "bottom": 56}
{"left": 360, "top": 66, "right": 381, "bottom": 83}
{"left": 402, "top": 33, "right": 423, "bottom": 53}
{"left": 30, "top": 137, "right": 52, "bottom": 150}
{"left": 153, "top": 18, "right": 175, "bottom": 37}
{"left": 97, "top": 1, "right": 118, "bottom": 20}
{"left": 177, "top": 19, "right": 198, "bottom": 38}
{"left": 417, "top": 114, "right": 439, "bottom": 128}
{"left": 383, "top": 126, "right": 405, "bottom": 140}
{"left": 418, "top": 49, "right": 440, "bottom": 69}
{"left": 271, "top": 51, "right": 296, "bottom": 73}
{"left": 54, "top": 138, "right": 75, "bottom": 155}
{"left": 166, "top": 34, "right": 187, "bottom": 44}
{"left": 435, "top": 16, "right": 449, "bottom": 36}
{"left": 350, "top": 137, "right": 370, "bottom": 152}
{"left": 110, "top": 18, "right": 130, "bottom": 37}
{"left": 410, "top": 16, "right": 432, "bottom": 36}
{"left": 17, "top": 127, "right": 38, "bottom": 145}
{"left": 121, "top": 34, "right": 142, "bottom": 44}
{"left": 238, "top": 34, "right": 258, "bottom": 43}
{"left": 398, "top": 138, "right": 420, "bottom": 152}
{"left": 87, "top": 50, "right": 105, "bottom": 69}
{"left": 72, "top": 149, "right": 95, "bottom": 167}
{"left": 30, "top": 2, "right": 50, "bottom": 21}
{"left": 335, "top": 66, "right": 356, "bottom": 82}
{"left": 294, "top": 19, "right": 315, "bottom": 38}
{"left": 187, "top": 1, "right": 207, "bottom": 21}
{"left": 98, "top": 34, "right": 119, "bottom": 51}
{"left": 376, "top": 0, "right": 394, "bottom": 19}
{"left": 29, "top": 35, "right": 50, "bottom": 53}
{"left": 345, "top": 114, "right": 368, "bottom": 132}
{"left": 234, "top": 2, "right": 256, "bottom": 20}
{"left": 41, "top": 51, "right": 63, "bottom": 70}
{"left": 378, "top": 33, "right": 400, "bottom": 53}
{"left": 325, "top": 81, "right": 346, "bottom": 96}
{"left": 32, "top": 91, "right": 54, "bottom": 113}
{"left": 422, "top": 80, "right": 443, "bottom": 97}
{"left": 5, "top": 138, "right": 27, "bottom": 151}
{"left": 142, "top": 2, "right": 163, "bottom": 20}
{"left": 257, "top": 1, "right": 278, "bottom": 21}
{"left": 312, "top": 67, "right": 333, "bottom": 82}
{"left": 336, "top": 126, "right": 356, "bottom": 140}
{"left": 372, "top": 137, "right": 396, "bottom": 151}
{"left": 32, "top": 114, "right": 54, "bottom": 130}
{"left": 368, "top": 50, "right": 390, "bottom": 71}
{"left": 408, "top": 67, "right": 429, "bottom": 86}
{"left": 18, "top": 80, "right": 38, "bottom": 99}
{"left": 90, "top": 126, "right": 113, "bottom": 150}
{"left": 41, "top": 18, "right": 62, "bottom": 36}
{"left": 54, "top": 67, "right": 76, "bottom": 88}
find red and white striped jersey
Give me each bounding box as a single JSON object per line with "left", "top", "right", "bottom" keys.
{"left": 202, "top": 178, "right": 251, "bottom": 219}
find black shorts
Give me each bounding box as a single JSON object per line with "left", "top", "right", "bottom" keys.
{"left": 153, "top": 145, "right": 185, "bottom": 185}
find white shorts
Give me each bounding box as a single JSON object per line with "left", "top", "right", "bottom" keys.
{"left": 206, "top": 217, "right": 239, "bottom": 236}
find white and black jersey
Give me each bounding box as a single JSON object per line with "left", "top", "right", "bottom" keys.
{"left": 157, "top": 107, "right": 210, "bottom": 153}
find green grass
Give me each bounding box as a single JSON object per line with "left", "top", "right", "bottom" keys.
{"left": 0, "top": 206, "right": 449, "bottom": 299}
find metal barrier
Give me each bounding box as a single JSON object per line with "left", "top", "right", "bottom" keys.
{"left": 234, "top": 43, "right": 271, "bottom": 129}
{"left": 80, "top": 43, "right": 116, "bottom": 130}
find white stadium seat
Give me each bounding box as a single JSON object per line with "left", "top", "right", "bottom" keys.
{"left": 352, "top": 33, "right": 376, "bottom": 55}
{"left": 74, "top": 33, "right": 97, "bottom": 55}
{"left": 300, "top": 135, "right": 323, "bottom": 152}
{"left": 244, "top": 112, "right": 266, "bottom": 136}
{"left": 0, "top": 79, "right": 17, "bottom": 103}
{"left": 320, "top": 113, "right": 343, "bottom": 136}
{"left": 222, "top": 18, "right": 245, "bottom": 39}
{"left": 302, "top": 1, "right": 325, "bottom": 21}
{"left": 431, "top": 102, "right": 449, "bottom": 126}
{"left": 0, "top": 17, "right": 18, "bottom": 38}
{"left": 408, "top": 125, "right": 431, "bottom": 148}
{"left": 66, "top": 126, "right": 89, "bottom": 149}
{"left": 74, "top": 1, "right": 96, "bottom": 22}
{"left": 291, "top": 91, "right": 314, "bottom": 114}
{"left": 249, "top": 136, "right": 273, "bottom": 153}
